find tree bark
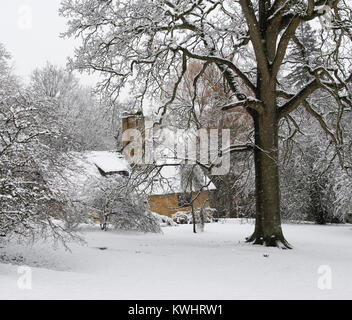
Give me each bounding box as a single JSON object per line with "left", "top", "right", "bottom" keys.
{"left": 191, "top": 204, "right": 196, "bottom": 234}
{"left": 246, "top": 97, "right": 291, "bottom": 248}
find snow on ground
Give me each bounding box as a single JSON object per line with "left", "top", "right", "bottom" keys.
{"left": 0, "top": 221, "right": 352, "bottom": 299}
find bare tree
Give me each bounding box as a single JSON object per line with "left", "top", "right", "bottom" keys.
{"left": 30, "top": 63, "right": 116, "bottom": 151}
{"left": 165, "top": 61, "right": 254, "bottom": 218}
{"left": 0, "top": 44, "right": 79, "bottom": 246}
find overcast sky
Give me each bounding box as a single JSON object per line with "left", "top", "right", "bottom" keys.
{"left": 0, "top": 0, "right": 97, "bottom": 85}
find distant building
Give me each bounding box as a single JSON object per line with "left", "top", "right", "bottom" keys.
{"left": 120, "top": 110, "right": 217, "bottom": 217}
{"left": 136, "top": 161, "right": 216, "bottom": 217}
{"left": 65, "top": 149, "right": 215, "bottom": 218}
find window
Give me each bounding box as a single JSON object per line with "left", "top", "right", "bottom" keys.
{"left": 177, "top": 193, "right": 192, "bottom": 207}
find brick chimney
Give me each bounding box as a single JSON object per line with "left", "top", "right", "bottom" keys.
{"left": 121, "top": 109, "right": 145, "bottom": 161}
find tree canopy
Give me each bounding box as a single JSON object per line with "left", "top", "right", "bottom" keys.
{"left": 61, "top": 0, "right": 352, "bottom": 248}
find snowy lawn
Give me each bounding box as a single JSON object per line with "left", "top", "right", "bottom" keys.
{"left": 0, "top": 221, "right": 351, "bottom": 299}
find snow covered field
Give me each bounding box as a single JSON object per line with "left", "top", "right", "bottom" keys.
{"left": 1, "top": 221, "right": 351, "bottom": 300}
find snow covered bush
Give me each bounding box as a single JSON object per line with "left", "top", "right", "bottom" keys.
{"left": 327, "top": 168, "right": 352, "bottom": 223}
{"left": 279, "top": 113, "right": 347, "bottom": 224}
{"left": 150, "top": 212, "right": 177, "bottom": 227}
{"left": 172, "top": 211, "right": 190, "bottom": 224}
{"left": 82, "top": 175, "right": 161, "bottom": 233}
{"left": 171, "top": 208, "right": 215, "bottom": 230}
{"left": 0, "top": 155, "right": 75, "bottom": 242}
{"left": 277, "top": 25, "right": 352, "bottom": 225}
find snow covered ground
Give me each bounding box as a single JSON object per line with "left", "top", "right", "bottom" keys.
{"left": 1, "top": 221, "right": 351, "bottom": 299}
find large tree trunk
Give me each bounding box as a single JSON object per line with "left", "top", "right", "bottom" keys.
{"left": 246, "top": 105, "right": 291, "bottom": 248}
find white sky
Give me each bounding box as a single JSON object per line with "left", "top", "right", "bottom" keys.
{"left": 0, "top": 0, "right": 97, "bottom": 85}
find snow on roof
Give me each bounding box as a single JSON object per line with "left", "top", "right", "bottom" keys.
{"left": 88, "top": 151, "right": 129, "bottom": 174}
{"left": 58, "top": 151, "right": 129, "bottom": 189}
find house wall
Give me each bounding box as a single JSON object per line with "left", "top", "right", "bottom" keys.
{"left": 147, "top": 190, "right": 211, "bottom": 217}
